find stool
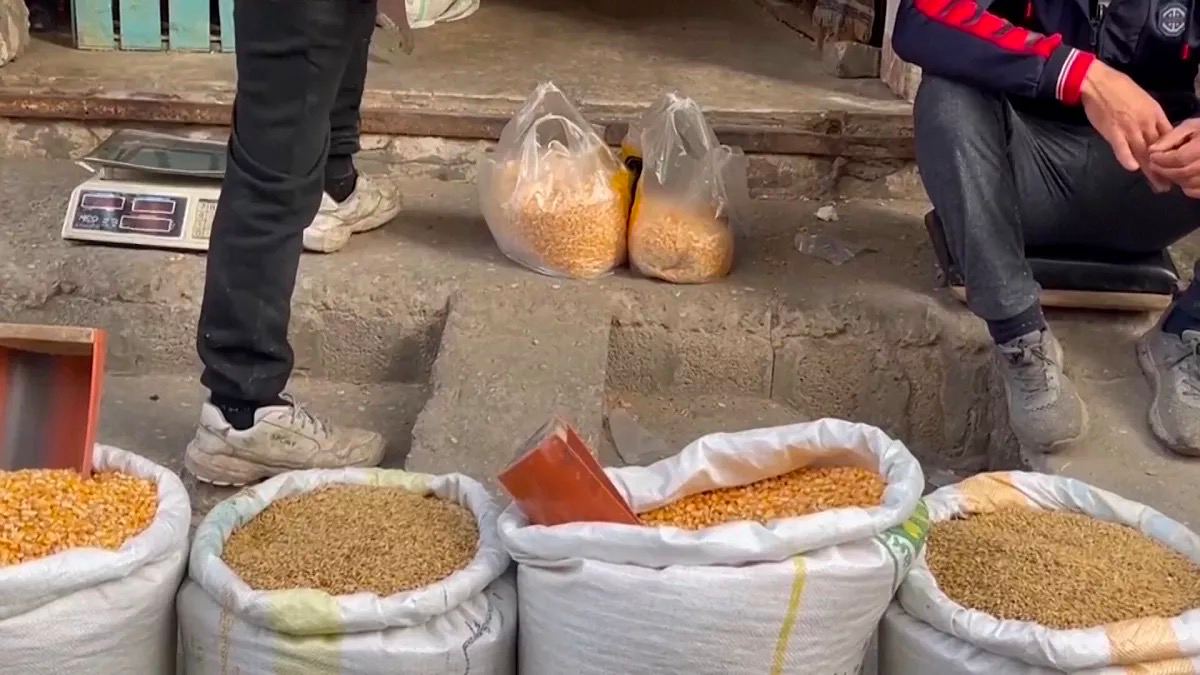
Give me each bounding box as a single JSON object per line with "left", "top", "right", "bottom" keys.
{"left": 924, "top": 211, "right": 1181, "bottom": 312}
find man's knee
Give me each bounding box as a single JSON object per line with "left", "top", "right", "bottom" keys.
{"left": 913, "top": 76, "right": 1006, "bottom": 143}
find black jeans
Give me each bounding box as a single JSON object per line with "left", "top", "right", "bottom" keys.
{"left": 914, "top": 75, "right": 1200, "bottom": 324}
{"left": 197, "top": 0, "right": 376, "bottom": 403}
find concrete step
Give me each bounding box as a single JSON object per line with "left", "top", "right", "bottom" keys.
{"left": 407, "top": 290, "right": 615, "bottom": 484}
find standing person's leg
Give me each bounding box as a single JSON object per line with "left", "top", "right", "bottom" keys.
{"left": 302, "top": 0, "right": 403, "bottom": 253}
{"left": 914, "top": 75, "right": 1087, "bottom": 452}
{"left": 189, "top": 0, "right": 385, "bottom": 486}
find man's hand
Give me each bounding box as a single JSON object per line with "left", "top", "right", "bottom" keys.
{"left": 1081, "top": 61, "right": 1172, "bottom": 174}
{"left": 1149, "top": 119, "right": 1200, "bottom": 197}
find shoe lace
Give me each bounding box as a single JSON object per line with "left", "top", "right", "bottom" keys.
{"left": 1000, "top": 340, "right": 1055, "bottom": 398}
{"left": 282, "top": 396, "right": 331, "bottom": 437}
{"left": 1169, "top": 333, "right": 1200, "bottom": 402}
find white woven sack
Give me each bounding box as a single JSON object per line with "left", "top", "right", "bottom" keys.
{"left": 0, "top": 444, "right": 191, "bottom": 675}
{"left": 499, "top": 418, "right": 928, "bottom": 675}
{"left": 898, "top": 471, "right": 1200, "bottom": 673}
{"left": 879, "top": 603, "right": 1063, "bottom": 674}
{"left": 180, "top": 468, "right": 515, "bottom": 675}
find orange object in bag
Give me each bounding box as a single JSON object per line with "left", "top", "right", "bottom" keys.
{"left": 498, "top": 415, "right": 640, "bottom": 527}
{"left": 0, "top": 323, "right": 106, "bottom": 474}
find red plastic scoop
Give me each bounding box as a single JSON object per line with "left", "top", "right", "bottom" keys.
{"left": 0, "top": 323, "right": 106, "bottom": 474}
{"left": 498, "top": 416, "right": 640, "bottom": 527}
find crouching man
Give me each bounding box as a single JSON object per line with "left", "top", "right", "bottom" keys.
{"left": 894, "top": 0, "right": 1200, "bottom": 454}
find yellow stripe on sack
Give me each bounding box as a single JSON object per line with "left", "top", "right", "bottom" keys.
{"left": 770, "top": 557, "right": 807, "bottom": 675}
{"left": 1106, "top": 617, "right": 1186, "bottom": 667}
{"left": 959, "top": 472, "right": 1034, "bottom": 513}
{"left": 1124, "top": 658, "right": 1197, "bottom": 675}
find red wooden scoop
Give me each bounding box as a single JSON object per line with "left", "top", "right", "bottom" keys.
{"left": 498, "top": 416, "right": 640, "bottom": 527}
{"left": 0, "top": 323, "right": 106, "bottom": 474}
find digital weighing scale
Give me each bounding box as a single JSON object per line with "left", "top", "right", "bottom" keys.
{"left": 62, "top": 129, "right": 227, "bottom": 251}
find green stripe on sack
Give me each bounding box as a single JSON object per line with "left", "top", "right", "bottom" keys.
{"left": 267, "top": 590, "right": 343, "bottom": 673}
{"left": 875, "top": 499, "right": 931, "bottom": 591}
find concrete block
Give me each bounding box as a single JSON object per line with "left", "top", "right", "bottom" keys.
{"left": 0, "top": 0, "right": 29, "bottom": 67}
{"left": 823, "top": 40, "right": 881, "bottom": 79}
{"left": 407, "top": 291, "right": 613, "bottom": 484}
{"left": 608, "top": 325, "right": 774, "bottom": 397}
{"left": 881, "top": 0, "right": 922, "bottom": 101}
{"left": 882, "top": 45, "right": 922, "bottom": 102}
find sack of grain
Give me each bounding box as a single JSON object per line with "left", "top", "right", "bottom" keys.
{"left": 179, "top": 468, "right": 516, "bottom": 675}
{"left": 478, "top": 82, "right": 633, "bottom": 279}
{"left": 0, "top": 445, "right": 191, "bottom": 675}
{"left": 622, "top": 93, "right": 746, "bottom": 284}
{"left": 892, "top": 471, "right": 1200, "bottom": 673}
{"left": 879, "top": 604, "right": 1065, "bottom": 674}
{"left": 499, "top": 418, "right": 928, "bottom": 675}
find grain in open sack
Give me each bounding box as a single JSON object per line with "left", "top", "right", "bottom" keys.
{"left": 927, "top": 507, "right": 1200, "bottom": 629}
{"left": 640, "top": 465, "right": 886, "bottom": 529}
{"left": 0, "top": 469, "right": 157, "bottom": 566}
{"left": 222, "top": 484, "right": 479, "bottom": 596}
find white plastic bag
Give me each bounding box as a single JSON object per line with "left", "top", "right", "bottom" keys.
{"left": 622, "top": 93, "right": 746, "bottom": 284}
{"left": 897, "top": 471, "right": 1200, "bottom": 673}
{"left": 499, "top": 419, "right": 928, "bottom": 675}
{"left": 478, "top": 82, "right": 633, "bottom": 279}
{"left": 406, "top": 0, "right": 478, "bottom": 29}
{"left": 0, "top": 444, "right": 191, "bottom": 675}
{"left": 180, "top": 468, "right": 516, "bottom": 675}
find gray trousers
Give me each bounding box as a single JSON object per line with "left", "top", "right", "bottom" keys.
{"left": 914, "top": 76, "right": 1200, "bottom": 322}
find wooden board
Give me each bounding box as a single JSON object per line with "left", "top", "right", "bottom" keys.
{"left": 118, "top": 0, "right": 163, "bottom": 50}
{"left": 951, "top": 286, "right": 1172, "bottom": 313}
{"left": 218, "top": 0, "right": 235, "bottom": 52}
{"left": 168, "top": 0, "right": 211, "bottom": 51}
{"left": 72, "top": 0, "right": 116, "bottom": 49}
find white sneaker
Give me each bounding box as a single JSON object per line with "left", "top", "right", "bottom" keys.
{"left": 184, "top": 396, "right": 386, "bottom": 486}
{"left": 302, "top": 174, "right": 402, "bottom": 253}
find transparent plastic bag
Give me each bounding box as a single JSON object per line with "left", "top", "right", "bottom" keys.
{"left": 623, "top": 93, "right": 746, "bottom": 284}
{"left": 478, "top": 83, "right": 632, "bottom": 280}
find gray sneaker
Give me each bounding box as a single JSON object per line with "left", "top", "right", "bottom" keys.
{"left": 184, "top": 395, "right": 386, "bottom": 486}
{"left": 1136, "top": 328, "right": 1200, "bottom": 456}
{"left": 995, "top": 330, "right": 1087, "bottom": 452}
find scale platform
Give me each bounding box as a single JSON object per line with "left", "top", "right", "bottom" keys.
{"left": 62, "top": 130, "right": 227, "bottom": 251}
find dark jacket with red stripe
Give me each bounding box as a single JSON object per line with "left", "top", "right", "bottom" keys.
{"left": 892, "top": 0, "right": 1200, "bottom": 121}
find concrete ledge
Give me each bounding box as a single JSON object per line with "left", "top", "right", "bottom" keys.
{"left": 406, "top": 292, "right": 615, "bottom": 483}
{"left": 0, "top": 87, "right": 914, "bottom": 160}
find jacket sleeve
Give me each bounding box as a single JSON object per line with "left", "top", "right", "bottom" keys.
{"left": 892, "top": 0, "right": 1096, "bottom": 105}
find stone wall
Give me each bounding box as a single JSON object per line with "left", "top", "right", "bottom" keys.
{"left": 0, "top": 0, "right": 29, "bottom": 67}
{"left": 881, "top": 0, "right": 921, "bottom": 101}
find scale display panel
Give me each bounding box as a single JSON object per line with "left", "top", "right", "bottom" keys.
{"left": 71, "top": 191, "right": 187, "bottom": 238}
{"left": 63, "top": 180, "right": 220, "bottom": 251}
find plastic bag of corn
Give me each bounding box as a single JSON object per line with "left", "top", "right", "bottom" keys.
{"left": 478, "top": 82, "right": 632, "bottom": 280}
{"left": 0, "top": 445, "right": 190, "bottom": 675}
{"left": 622, "top": 93, "right": 746, "bottom": 284}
